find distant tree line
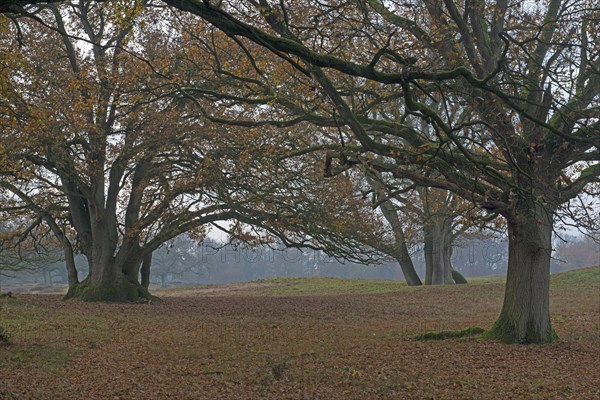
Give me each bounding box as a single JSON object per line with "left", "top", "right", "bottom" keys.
{"left": 3, "top": 233, "right": 596, "bottom": 292}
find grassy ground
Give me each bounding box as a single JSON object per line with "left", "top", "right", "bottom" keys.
{"left": 255, "top": 275, "right": 509, "bottom": 296}
{"left": 1, "top": 266, "right": 599, "bottom": 399}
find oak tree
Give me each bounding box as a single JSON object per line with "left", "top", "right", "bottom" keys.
{"left": 3, "top": 0, "right": 598, "bottom": 343}
{"left": 0, "top": 2, "right": 385, "bottom": 301}
{"left": 159, "top": 0, "right": 600, "bottom": 343}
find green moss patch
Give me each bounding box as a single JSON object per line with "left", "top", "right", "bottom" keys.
{"left": 414, "top": 326, "right": 485, "bottom": 341}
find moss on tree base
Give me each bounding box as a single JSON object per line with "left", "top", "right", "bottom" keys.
{"left": 481, "top": 319, "right": 558, "bottom": 344}
{"left": 64, "top": 277, "right": 160, "bottom": 303}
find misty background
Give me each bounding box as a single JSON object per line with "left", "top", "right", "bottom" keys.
{"left": 1, "top": 233, "right": 598, "bottom": 292}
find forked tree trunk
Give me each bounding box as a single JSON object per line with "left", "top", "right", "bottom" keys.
{"left": 64, "top": 251, "right": 157, "bottom": 302}
{"left": 486, "top": 204, "right": 556, "bottom": 343}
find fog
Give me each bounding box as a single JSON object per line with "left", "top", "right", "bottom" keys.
{"left": 2, "top": 234, "right": 597, "bottom": 293}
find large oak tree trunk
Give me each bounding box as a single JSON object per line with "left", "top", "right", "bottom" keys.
{"left": 424, "top": 217, "right": 454, "bottom": 285}
{"left": 486, "top": 204, "right": 556, "bottom": 343}
{"left": 60, "top": 193, "right": 160, "bottom": 302}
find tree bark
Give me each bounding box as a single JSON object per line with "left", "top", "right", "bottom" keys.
{"left": 424, "top": 225, "right": 433, "bottom": 285}
{"left": 424, "top": 216, "right": 454, "bottom": 285}
{"left": 382, "top": 211, "right": 421, "bottom": 285}
{"left": 442, "top": 230, "right": 454, "bottom": 284}
{"left": 430, "top": 221, "right": 445, "bottom": 284}
{"left": 486, "top": 204, "right": 556, "bottom": 343}
{"left": 394, "top": 253, "right": 422, "bottom": 286}
{"left": 377, "top": 206, "right": 422, "bottom": 285}
{"left": 367, "top": 173, "right": 422, "bottom": 286}
{"left": 63, "top": 240, "right": 79, "bottom": 288}
{"left": 141, "top": 252, "right": 152, "bottom": 289}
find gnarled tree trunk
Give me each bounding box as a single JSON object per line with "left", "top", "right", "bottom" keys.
{"left": 64, "top": 247, "right": 156, "bottom": 302}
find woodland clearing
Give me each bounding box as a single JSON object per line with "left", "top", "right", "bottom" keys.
{"left": 1, "top": 267, "right": 599, "bottom": 399}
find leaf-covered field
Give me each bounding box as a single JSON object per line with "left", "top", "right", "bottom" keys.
{"left": 1, "top": 267, "right": 599, "bottom": 399}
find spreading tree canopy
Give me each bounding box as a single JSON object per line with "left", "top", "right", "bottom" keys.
{"left": 161, "top": 0, "right": 599, "bottom": 343}
{"left": 1, "top": 1, "right": 598, "bottom": 343}
{"left": 0, "top": 2, "right": 386, "bottom": 301}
